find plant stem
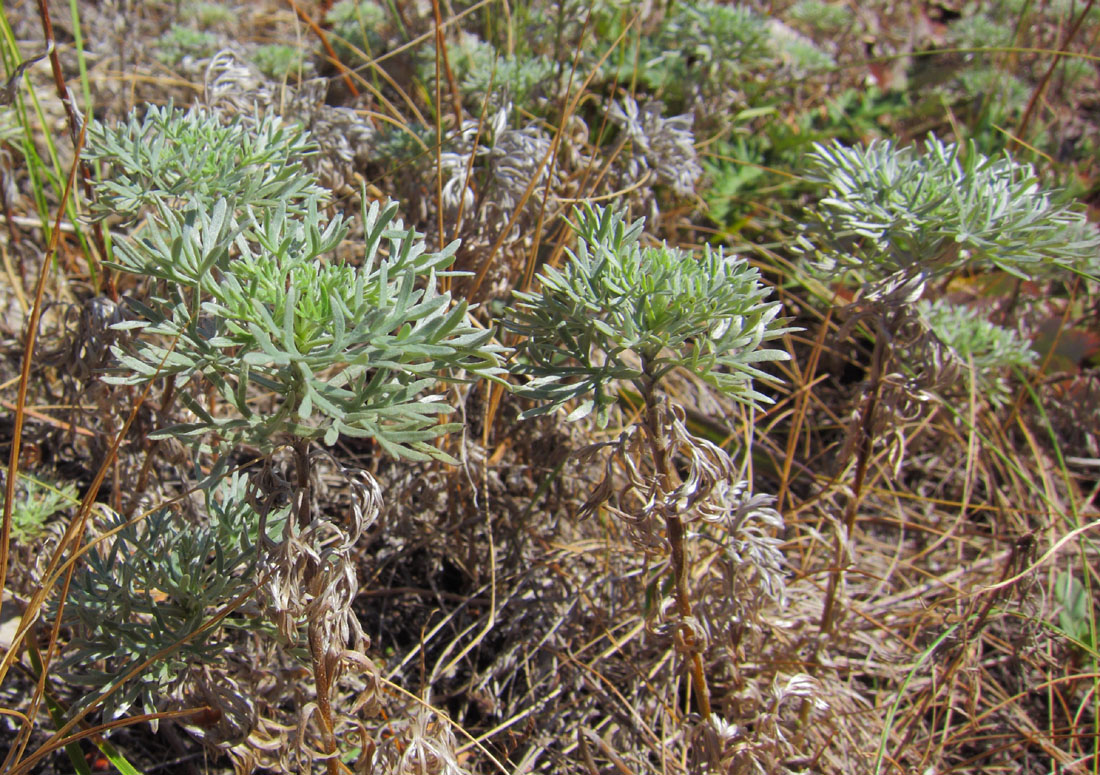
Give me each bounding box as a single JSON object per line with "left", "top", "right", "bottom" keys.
{"left": 293, "top": 438, "right": 340, "bottom": 775}
{"left": 818, "top": 319, "right": 886, "bottom": 639}
{"left": 642, "top": 376, "right": 712, "bottom": 720}
{"left": 293, "top": 438, "right": 312, "bottom": 529}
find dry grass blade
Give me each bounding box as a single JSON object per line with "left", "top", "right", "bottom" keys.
{"left": 0, "top": 115, "right": 87, "bottom": 683}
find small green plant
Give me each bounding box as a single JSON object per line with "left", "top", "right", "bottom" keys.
{"left": 593, "top": 1, "right": 774, "bottom": 105}
{"left": 912, "top": 298, "right": 1036, "bottom": 406}
{"left": 420, "top": 34, "right": 557, "bottom": 114}
{"left": 154, "top": 24, "right": 218, "bottom": 65}
{"left": 186, "top": 1, "right": 235, "bottom": 29}
{"left": 1055, "top": 572, "right": 1096, "bottom": 650}
{"left": 770, "top": 27, "right": 834, "bottom": 75}
{"left": 1, "top": 475, "right": 77, "bottom": 543}
{"left": 947, "top": 11, "right": 1015, "bottom": 50}
{"left": 702, "top": 135, "right": 770, "bottom": 230}
{"left": 787, "top": 0, "right": 854, "bottom": 36}
{"left": 954, "top": 68, "right": 1030, "bottom": 116}
{"left": 253, "top": 43, "right": 308, "bottom": 78}
{"left": 506, "top": 204, "right": 792, "bottom": 729}
{"left": 326, "top": 0, "right": 391, "bottom": 62}
{"left": 1054, "top": 56, "right": 1096, "bottom": 91}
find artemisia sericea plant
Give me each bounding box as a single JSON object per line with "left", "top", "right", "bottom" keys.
{"left": 795, "top": 134, "right": 1100, "bottom": 638}
{"left": 505, "top": 204, "right": 793, "bottom": 735}
{"left": 59, "top": 104, "right": 506, "bottom": 767}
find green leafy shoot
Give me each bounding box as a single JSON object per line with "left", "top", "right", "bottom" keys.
{"left": 505, "top": 204, "right": 792, "bottom": 426}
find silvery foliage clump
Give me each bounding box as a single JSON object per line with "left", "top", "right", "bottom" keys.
{"left": 57, "top": 473, "right": 287, "bottom": 727}
{"left": 85, "top": 103, "right": 324, "bottom": 219}
{"left": 797, "top": 134, "right": 1100, "bottom": 301}
{"left": 914, "top": 298, "right": 1037, "bottom": 407}
{"left": 659, "top": 1, "right": 773, "bottom": 77}
{"left": 506, "top": 204, "right": 791, "bottom": 428}
{"left": 607, "top": 96, "right": 702, "bottom": 198}
{"left": 797, "top": 134, "right": 1097, "bottom": 425}
{"left": 507, "top": 206, "right": 793, "bottom": 762}
{"left": 89, "top": 105, "right": 505, "bottom": 463}
{"left": 595, "top": 1, "right": 773, "bottom": 102}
